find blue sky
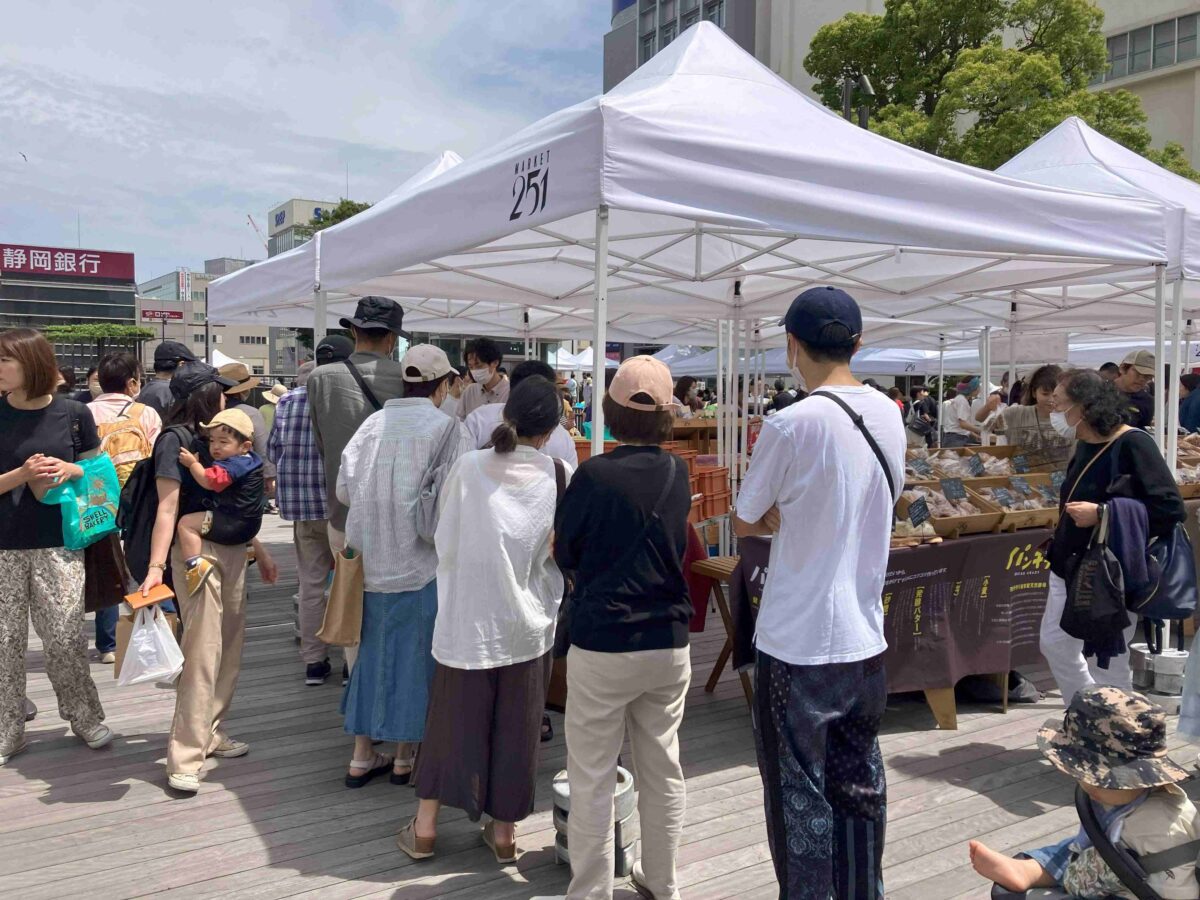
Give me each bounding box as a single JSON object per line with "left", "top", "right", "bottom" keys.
{"left": 0, "top": 1, "right": 609, "bottom": 281}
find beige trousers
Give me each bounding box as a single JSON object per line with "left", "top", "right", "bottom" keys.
{"left": 325, "top": 523, "right": 357, "bottom": 671}
{"left": 166, "top": 541, "right": 247, "bottom": 775}
{"left": 566, "top": 646, "right": 691, "bottom": 900}
{"left": 293, "top": 519, "right": 333, "bottom": 665}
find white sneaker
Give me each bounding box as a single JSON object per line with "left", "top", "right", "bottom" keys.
{"left": 0, "top": 740, "right": 27, "bottom": 766}
{"left": 168, "top": 772, "right": 200, "bottom": 793}
{"left": 99, "top": 651, "right": 116, "bottom": 664}
{"left": 76, "top": 723, "right": 114, "bottom": 750}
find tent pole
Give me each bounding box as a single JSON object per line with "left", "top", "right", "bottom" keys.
{"left": 314, "top": 290, "right": 327, "bottom": 345}
{"left": 1007, "top": 300, "right": 1018, "bottom": 401}
{"left": 591, "top": 207, "right": 610, "bottom": 458}
{"left": 716, "top": 320, "right": 724, "bottom": 469}
{"left": 981, "top": 326, "right": 991, "bottom": 443}
{"left": 734, "top": 312, "right": 744, "bottom": 494}
{"left": 937, "top": 334, "right": 946, "bottom": 447}
{"left": 1169, "top": 278, "right": 1184, "bottom": 471}
{"left": 1187, "top": 319, "right": 1194, "bottom": 376}
{"left": 1154, "top": 265, "right": 1167, "bottom": 455}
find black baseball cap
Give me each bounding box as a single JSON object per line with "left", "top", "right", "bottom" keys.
{"left": 782, "top": 286, "right": 863, "bottom": 348}
{"left": 154, "top": 340, "right": 198, "bottom": 365}
{"left": 338, "top": 296, "right": 409, "bottom": 337}
{"left": 315, "top": 334, "right": 355, "bottom": 365}
{"left": 169, "top": 360, "right": 237, "bottom": 401}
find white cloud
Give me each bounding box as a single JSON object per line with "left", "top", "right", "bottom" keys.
{"left": 0, "top": 0, "right": 607, "bottom": 279}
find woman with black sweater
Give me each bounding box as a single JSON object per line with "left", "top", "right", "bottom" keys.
{"left": 554, "top": 356, "right": 693, "bottom": 900}
{"left": 1043, "top": 369, "right": 1185, "bottom": 706}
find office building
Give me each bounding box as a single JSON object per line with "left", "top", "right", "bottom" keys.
{"left": 603, "top": 0, "right": 880, "bottom": 94}
{"left": 0, "top": 241, "right": 138, "bottom": 370}
{"left": 138, "top": 257, "right": 276, "bottom": 374}
{"left": 1093, "top": 2, "right": 1200, "bottom": 167}
{"left": 266, "top": 198, "right": 339, "bottom": 258}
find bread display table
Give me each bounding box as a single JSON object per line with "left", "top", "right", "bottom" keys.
{"left": 704, "top": 530, "right": 1052, "bottom": 729}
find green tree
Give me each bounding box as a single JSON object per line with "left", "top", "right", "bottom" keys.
{"left": 43, "top": 324, "right": 156, "bottom": 365}
{"left": 805, "top": 0, "right": 1200, "bottom": 182}
{"left": 307, "top": 199, "right": 371, "bottom": 233}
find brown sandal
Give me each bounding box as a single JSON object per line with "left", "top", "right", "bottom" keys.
{"left": 396, "top": 818, "right": 435, "bottom": 860}
{"left": 482, "top": 819, "right": 518, "bottom": 864}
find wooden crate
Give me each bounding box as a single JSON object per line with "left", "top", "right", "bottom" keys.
{"left": 702, "top": 488, "right": 732, "bottom": 520}
{"left": 967, "top": 474, "right": 1060, "bottom": 531}
{"left": 895, "top": 487, "right": 1004, "bottom": 539}
{"left": 574, "top": 439, "right": 618, "bottom": 463}
{"left": 1177, "top": 457, "right": 1200, "bottom": 499}
{"left": 696, "top": 466, "right": 730, "bottom": 494}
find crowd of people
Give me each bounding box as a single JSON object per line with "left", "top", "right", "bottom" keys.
{"left": 4, "top": 285, "right": 1200, "bottom": 898}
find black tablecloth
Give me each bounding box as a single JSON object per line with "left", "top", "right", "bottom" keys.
{"left": 729, "top": 530, "right": 1052, "bottom": 693}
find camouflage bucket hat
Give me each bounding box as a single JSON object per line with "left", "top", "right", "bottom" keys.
{"left": 1037, "top": 686, "right": 1189, "bottom": 790}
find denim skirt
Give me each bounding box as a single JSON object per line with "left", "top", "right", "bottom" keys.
{"left": 340, "top": 580, "right": 438, "bottom": 743}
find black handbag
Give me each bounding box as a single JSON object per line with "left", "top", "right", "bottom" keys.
{"left": 1062, "top": 504, "right": 1132, "bottom": 647}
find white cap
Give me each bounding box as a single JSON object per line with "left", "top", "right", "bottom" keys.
{"left": 401, "top": 344, "right": 459, "bottom": 383}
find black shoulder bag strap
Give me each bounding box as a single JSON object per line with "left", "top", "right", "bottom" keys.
{"left": 344, "top": 359, "right": 383, "bottom": 412}
{"left": 810, "top": 391, "right": 897, "bottom": 502}
{"left": 553, "top": 458, "right": 566, "bottom": 507}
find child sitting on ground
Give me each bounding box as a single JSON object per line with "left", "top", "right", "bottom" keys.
{"left": 970, "top": 686, "right": 1199, "bottom": 899}
{"left": 176, "top": 408, "right": 266, "bottom": 595}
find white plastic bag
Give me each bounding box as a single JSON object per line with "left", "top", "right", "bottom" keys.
{"left": 117, "top": 606, "right": 185, "bottom": 686}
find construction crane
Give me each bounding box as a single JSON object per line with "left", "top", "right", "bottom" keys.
{"left": 246, "top": 214, "right": 268, "bottom": 250}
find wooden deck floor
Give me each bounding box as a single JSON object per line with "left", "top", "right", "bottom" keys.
{"left": 4, "top": 517, "right": 1194, "bottom": 899}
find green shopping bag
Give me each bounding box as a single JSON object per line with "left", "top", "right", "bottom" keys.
{"left": 39, "top": 455, "right": 121, "bottom": 550}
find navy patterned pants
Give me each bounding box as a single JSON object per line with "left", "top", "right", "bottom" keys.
{"left": 753, "top": 650, "right": 888, "bottom": 900}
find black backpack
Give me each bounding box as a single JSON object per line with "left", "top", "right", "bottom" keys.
{"left": 118, "top": 425, "right": 193, "bottom": 583}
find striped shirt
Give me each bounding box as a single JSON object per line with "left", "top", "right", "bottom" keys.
{"left": 267, "top": 387, "right": 327, "bottom": 521}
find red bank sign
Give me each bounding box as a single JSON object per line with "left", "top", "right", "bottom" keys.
{"left": 0, "top": 243, "right": 135, "bottom": 281}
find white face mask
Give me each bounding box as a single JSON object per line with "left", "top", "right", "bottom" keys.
{"left": 787, "top": 347, "right": 807, "bottom": 394}
{"left": 88, "top": 382, "right": 102, "bottom": 398}
{"left": 470, "top": 367, "right": 492, "bottom": 384}
{"left": 1050, "top": 405, "right": 1077, "bottom": 440}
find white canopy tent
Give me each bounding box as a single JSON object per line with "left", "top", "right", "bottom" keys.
{"left": 992, "top": 116, "right": 1200, "bottom": 463}
{"left": 573, "top": 346, "right": 618, "bottom": 370}
{"left": 209, "top": 24, "right": 1169, "bottom": 460}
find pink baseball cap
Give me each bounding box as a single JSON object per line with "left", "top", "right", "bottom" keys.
{"left": 608, "top": 356, "right": 681, "bottom": 412}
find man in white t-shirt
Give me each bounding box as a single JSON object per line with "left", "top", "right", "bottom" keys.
{"left": 463, "top": 360, "right": 578, "bottom": 468}
{"left": 936, "top": 377, "right": 978, "bottom": 447}
{"left": 734, "top": 286, "right": 904, "bottom": 900}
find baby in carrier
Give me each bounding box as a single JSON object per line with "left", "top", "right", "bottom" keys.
{"left": 971, "top": 686, "right": 1199, "bottom": 899}
{"left": 176, "top": 408, "right": 265, "bottom": 595}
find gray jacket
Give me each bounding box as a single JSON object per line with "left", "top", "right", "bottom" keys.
{"left": 307, "top": 351, "right": 407, "bottom": 530}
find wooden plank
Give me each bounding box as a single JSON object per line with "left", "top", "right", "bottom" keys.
{"left": 7, "top": 513, "right": 1139, "bottom": 898}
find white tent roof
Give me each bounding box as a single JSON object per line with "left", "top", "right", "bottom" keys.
{"left": 573, "top": 346, "right": 618, "bottom": 369}
{"left": 208, "top": 24, "right": 1168, "bottom": 335}
{"left": 999, "top": 117, "right": 1200, "bottom": 281}
{"left": 207, "top": 151, "right": 465, "bottom": 322}
{"left": 550, "top": 347, "right": 579, "bottom": 370}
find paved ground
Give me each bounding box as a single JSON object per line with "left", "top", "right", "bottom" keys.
{"left": 3, "top": 516, "right": 1194, "bottom": 898}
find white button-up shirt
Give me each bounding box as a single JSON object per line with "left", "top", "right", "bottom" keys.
{"left": 433, "top": 446, "right": 571, "bottom": 669}
{"left": 337, "top": 398, "right": 470, "bottom": 593}
{"left": 463, "top": 402, "right": 579, "bottom": 468}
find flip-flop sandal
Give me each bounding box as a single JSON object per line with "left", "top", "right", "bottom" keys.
{"left": 482, "top": 819, "right": 519, "bottom": 864}
{"left": 396, "top": 818, "right": 435, "bottom": 860}
{"left": 390, "top": 756, "right": 414, "bottom": 786}
{"left": 345, "top": 752, "right": 393, "bottom": 788}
